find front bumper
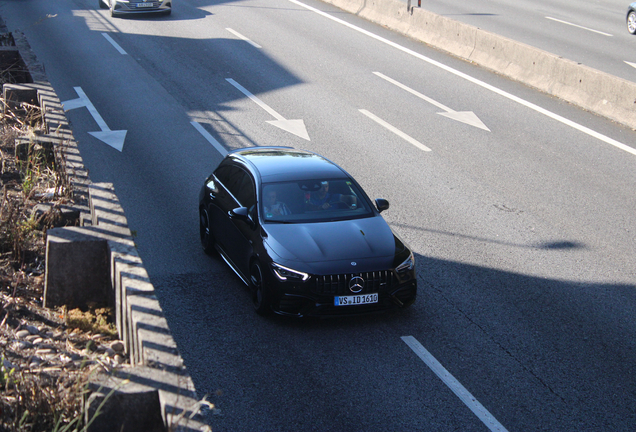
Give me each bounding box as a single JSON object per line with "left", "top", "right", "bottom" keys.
{"left": 111, "top": 0, "right": 171, "bottom": 14}
{"left": 270, "top": 279, "right": 417, "bottom": 318}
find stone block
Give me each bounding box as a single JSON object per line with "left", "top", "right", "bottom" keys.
{"left": 31, "top": 203, "right": 81, "bottom": 228}
{"left": 15, "top": 135, "right": 56, "bottom": 165}
{"left": 0, "top": 48, "right": 30, "bottom": 84}
{"left": 3, "top": 83, "right": 38, "bottom": 113}
{"left": 85, "top": 389, "right": 166, "bottom": 432}
{"left": 44, "top": 227, "right": 111, "bottom": 309}
{"left": 88, "top": 367, "right": 208, "bottom": 432}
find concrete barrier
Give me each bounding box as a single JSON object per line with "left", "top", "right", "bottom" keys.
{"left": 321, "top": 0, "right": 636, "bottom": 130}
{"left": 45, "top": 183, "right": 210, "bottom": 431}
{"left": 3, "top": 25, "right": 211, "bottom": 432}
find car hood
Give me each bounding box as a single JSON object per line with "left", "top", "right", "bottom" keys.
{"left": 263, "top": 216, "right": 403, "bottom": 269}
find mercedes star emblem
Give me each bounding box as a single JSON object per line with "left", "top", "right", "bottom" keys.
{"left": 349, "top": 276, "right": 365, "bottom": 293}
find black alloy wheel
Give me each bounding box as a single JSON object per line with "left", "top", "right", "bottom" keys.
{"left": 250, "top": 261, "right": 271, "bottom": 315}
{"left": 199, "top": 209, "right": 215, "bottom": 255}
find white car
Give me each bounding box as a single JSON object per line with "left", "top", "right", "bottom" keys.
{"left": 627, "top": 3, "right": 636, "bottom": 34}
{"left": 99, "top": 0, "right": 171, "bottom": 17}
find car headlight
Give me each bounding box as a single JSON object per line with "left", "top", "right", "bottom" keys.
{"left": 271, "top": 263, "right": 310, "bottom": 282}
{"left": 396, "top": 252, "right": 415, "bottom": 273}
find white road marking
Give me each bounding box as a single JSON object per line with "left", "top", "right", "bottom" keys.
{"left": 62, "top": 87, "right": 127, "bottom": 151}
{"left": 191, "top": 121, "right": 228, "bottom": 156}
{"left": 373, "top": 72, "right": 490, "bottom": 131}
{"left": 226, "top": 78, "right": 310, "bottom": 140}
{"left": 402, "top": 336, "right": 509, "bottom": 432}
{"left": 288, "top": 0, "right": 636, "bottom": 157}
{"left": 545, "top": 17, "right": 613, "bottom": 37}
{"left": 102, "top": 33, "right": 127, "bottom": 55}
{"left": 625, "top": 61, "right": 636, "bottom": 70}
{"left": 359, "top": 109, "right": 431, "bottom": 152}
{"left": 226, "top": 28, "right": 262, "bottom": 48}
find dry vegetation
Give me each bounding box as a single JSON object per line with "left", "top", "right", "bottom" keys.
{"left": 0, "top": 92, "right": 121, "bottom": 431}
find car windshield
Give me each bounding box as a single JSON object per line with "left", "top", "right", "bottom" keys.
{"left": 260, "top": 179, "right": 374, "bottom": 223}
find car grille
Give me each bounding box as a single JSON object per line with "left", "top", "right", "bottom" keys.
{"left": 311, "top": 270, "right": 396, "bottom": 296}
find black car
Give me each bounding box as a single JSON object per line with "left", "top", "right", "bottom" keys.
{"left": 198, "top": 147, "right": 417, "bottom": 317}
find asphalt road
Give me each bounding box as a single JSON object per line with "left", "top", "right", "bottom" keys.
{"left": 404, "top": 0, "right": 636, "bottom": 83}
{"left": 1, "top": 0, "right": 636, "bottom": 430}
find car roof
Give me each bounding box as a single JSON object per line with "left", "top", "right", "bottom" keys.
{"left": 229, "top": 147, "right": 350, "bottom": 183}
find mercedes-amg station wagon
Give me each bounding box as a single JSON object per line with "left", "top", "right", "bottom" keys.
{"left": 198, "top": 147, "right": 417, "bottom": 317}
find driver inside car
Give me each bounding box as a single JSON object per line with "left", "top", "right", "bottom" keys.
{"left": 307, "top": 181, "right": 357, "bottom": 210}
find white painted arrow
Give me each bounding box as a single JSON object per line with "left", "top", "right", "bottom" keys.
{"left": 226, "top": 78, "right": 310, "bottom": 141}
{"left": 62, "top": 87, "right": 127, "bottom": 151}
{"left": 373, "top": 72, "right": 490, "bottom": 131}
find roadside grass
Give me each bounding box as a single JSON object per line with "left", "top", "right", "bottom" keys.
{"left": 1, "top": 362, "right": 89, "bottom": 432}
{"left": 0, "top": 47, "right": 213, "bottom": 431}
{"left": 0, "top": 93, "right": 118, "bottom": 431}
{"left": 64, "top": 307, "right": 117, "bottom": 339}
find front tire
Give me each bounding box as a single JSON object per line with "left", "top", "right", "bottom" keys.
{"left": 628, "top": 11, "right": 636, "bottom": 35}
{"left": 199, "top": 208, "right": 216, "bottom": 255}
{"left": 250, "top": 261, "right": 271, "bottom": 315}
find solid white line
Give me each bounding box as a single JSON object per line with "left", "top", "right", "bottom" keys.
{"left": 191, "top": 121, "right": 228, "bottom": 156}
{"left": 226, "top": 28, "right": 262, "bottom": 48}
{"left": 359, "top": 109, "right": 431, "bottom": 152}
{"left": 401, "top": 336, "right": 509, "bottom": 432}
{"left": 545, "top": 17, "right": 613, "bottom": 37}
{"left": 102, "top": 33, "right": 127, "bottom": 55}
{"left": 625, "top": 61, "right": 636, "bottom": 70}
{"left": 288, "top": 0, "right": 636, "bottom": 157}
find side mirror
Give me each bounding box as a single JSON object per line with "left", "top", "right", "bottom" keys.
{"left": 229, "top": 207, "right": 255, "bottom": 228}
{"left": 375, "top": 198, "right": 389, "bottom": 213}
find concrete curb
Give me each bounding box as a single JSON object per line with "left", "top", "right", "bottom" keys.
{"left": 45, "top": 185, "right": 210, "bottom": 431}
{"left": 2, "top": 23, "right": 210, "bottom": 432}
{"left": 321, "top": 0, "right": 636, "bottom": 130}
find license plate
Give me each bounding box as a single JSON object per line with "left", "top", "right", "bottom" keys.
{"left": 136, "top": 2, "right": 154, "bottom": 7}
{"left": 334, "top": 293, "right": 378, "bottom": 306}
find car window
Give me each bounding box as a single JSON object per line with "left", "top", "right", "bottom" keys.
{"left": 213, "top": 164, "right": 233, "bottom": 185}
{"left": 261, "top": 179, "right": 374, "bottom": 223}
{"left": 215, "top": 164, "right": 252, "bottom": 206}
{"left": 236, "top": 174, "right": 256, "bottom": 209}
